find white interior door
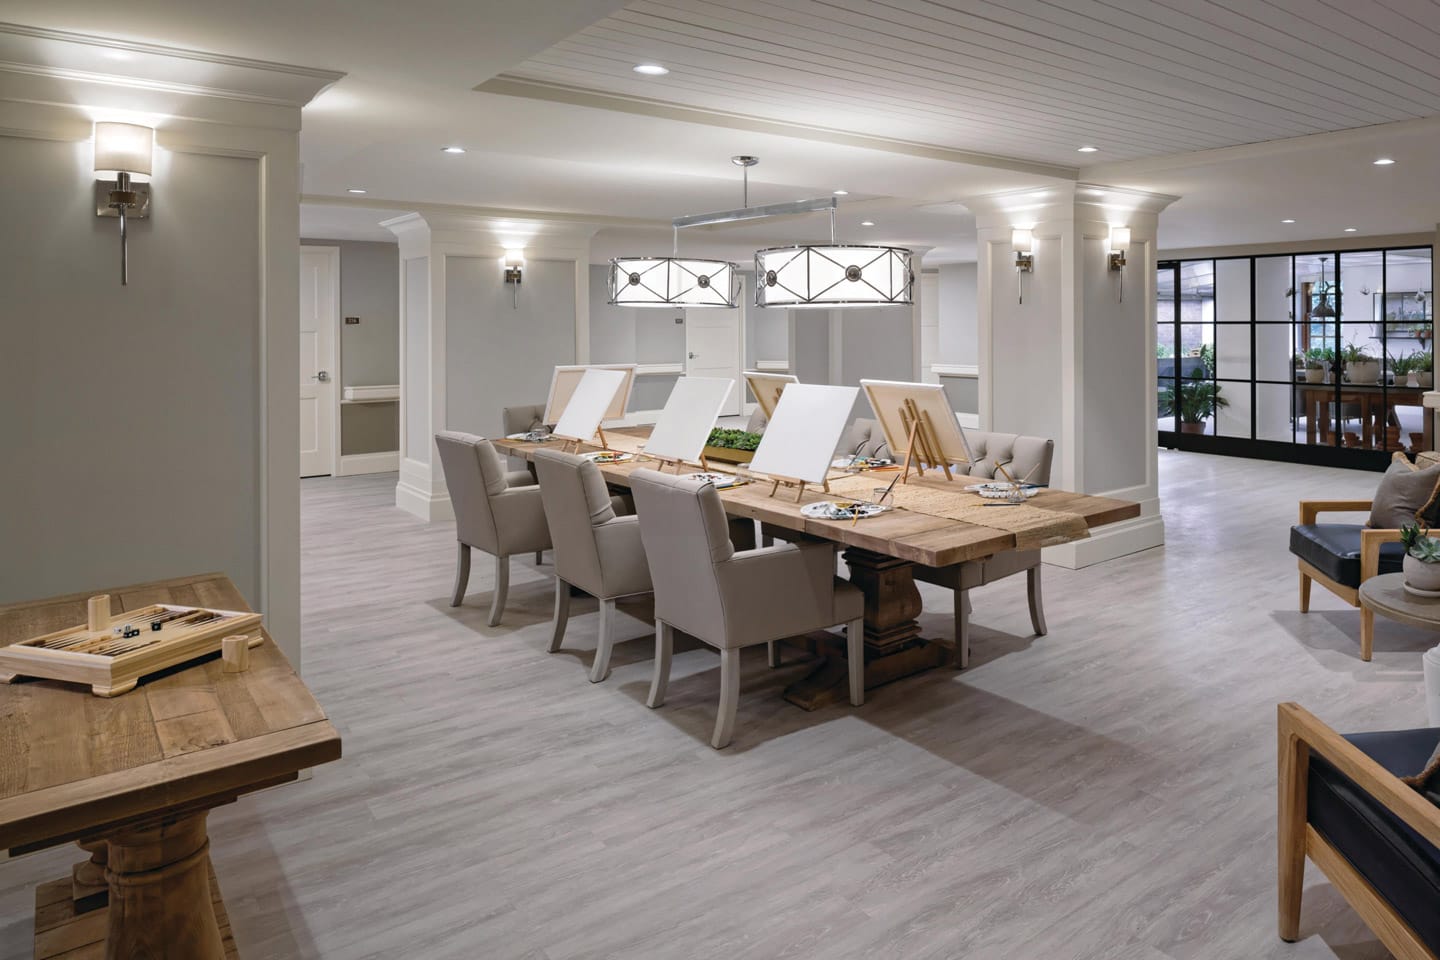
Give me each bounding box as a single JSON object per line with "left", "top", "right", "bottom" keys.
{"left": 299, "top": 247, "right": 338, "bottom": 477}
{"left": 685, "top": 306, "right": 742, "bottom": 416}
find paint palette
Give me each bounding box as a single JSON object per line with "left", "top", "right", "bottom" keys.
{"left": 684, "top": 472, "right": 745, "bottom": 489}
{"left": 968, "top": 482, "right": 1041, "bottom": 500}
{"left": 801, "top": 500, "right": 891, "bottom": 521}
{"left": 582, "top": 451, "right": 634, "bottom": 464}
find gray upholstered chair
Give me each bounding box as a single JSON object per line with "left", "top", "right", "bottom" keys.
{"left": 838, "top": 417, "right": 892, "bottom": 460}
{"left": 629, "top": 469, "right": 865, "bottom": 749}
{"left": 435, "top": 431, "right": 552, "bottom": 626}
{"left": 910, "top": 430, "right": 1055, "bottom": 668}
{"left": 502, "top": 403, "right": 548, "bottom": 435}
{"left": 744, "top": 408, "right": 769, "bottom": 434}
{"left": 534, "top": 449, "right": 653, "bottom": 683}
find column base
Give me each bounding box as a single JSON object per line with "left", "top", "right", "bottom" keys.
{"left": 395, "top": 457, "right": 453, "bottom": 522}
{"left": 1042, "top": 512, "right": 1165, "bottom": 569}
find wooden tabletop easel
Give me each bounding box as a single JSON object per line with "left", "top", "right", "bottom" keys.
{"left": 898, "top": 397, "right": 954, "bottom": 484}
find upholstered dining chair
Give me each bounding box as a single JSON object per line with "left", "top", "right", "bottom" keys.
{"left": 909, "top": 430, "right": 1055, "bottom": 669}
{"left": 435, "top": 431, "right": 552, "bottom": 626}
{"left": 502, "top": 403, "right": 548, "bottom": 436}
{"left": 629, "top": 469, "right": 864, "bottom": 749}
{"left": 534, "top": 449, "right": 652, "bottom": 683}
{"left": 1278, "top": 702, "right": 1440, "bottom": 959}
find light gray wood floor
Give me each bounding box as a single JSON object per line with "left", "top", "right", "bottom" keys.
{"left": 3, "top": 451, "right": 1432, "bottom": 959}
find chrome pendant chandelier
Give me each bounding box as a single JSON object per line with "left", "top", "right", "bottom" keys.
{"left": 609, "top": 156, "right": 914, "bottom": 310}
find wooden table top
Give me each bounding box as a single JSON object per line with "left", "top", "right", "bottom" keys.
{"left": 0, "top": 572, "right": 342, "bottom": 855}
{"left": 495, "top": 428, "right": 1139, "bottom": 568}
{"left": 1360, "top": 572, "right": 1440, "bottom": 631}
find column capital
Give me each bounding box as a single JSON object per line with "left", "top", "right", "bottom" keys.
{"left": 961, "top": 183, "right": 1179, "bottom": 232}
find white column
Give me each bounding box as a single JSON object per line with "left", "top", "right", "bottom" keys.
{"left": 964, "top": 184, "right": 1179, "bottom": 567}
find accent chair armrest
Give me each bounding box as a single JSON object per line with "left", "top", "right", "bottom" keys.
{"left": 712, "top": 542, "right": 841, "bottom": 646}
{"left": 1278, "top": 702, "right": 1440, "bottom": 850}
{"left": 1360, "top": 528, "right": 1404, "bottom": 583}
{"left": 1299, "top": 499, "right": 1373, "bottom": 524}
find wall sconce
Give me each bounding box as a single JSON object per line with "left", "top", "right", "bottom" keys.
{"left": 1108, "top": 226, "right": 1131, "bottom": 303}
{"left": 94, "top": 122, "right": 153, "bottom": 286}
{"left": 1011, "top": 228, "right": 1034, "bottom": 304}
{"left": 503, "top": 248, "right": 524, "bottom": 308}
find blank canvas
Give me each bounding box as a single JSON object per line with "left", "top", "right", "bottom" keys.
{"left": 544, "top": 364, "right": 637, "bottom": 424}
{"left": 860, "top": 379, "right": 973, "bottom": 465}
{"left": 743, "top": 371, "right": 798, "bottom": 420}
{"left": 748, "top": 383, "right": 859, "bottom": 485}
{"left": 644, "top": 377, "right": 735, "bottom": 465}
{"left": 553, "top": 368, "right": 627, "bottom": 443}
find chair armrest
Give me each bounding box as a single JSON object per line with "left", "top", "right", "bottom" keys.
{"left": 1299, "top": 499, "right": 1373, "bottom": 524}
{"left": 1278, "top": 702, "right": 1440, "bottom": 851}
{"left": 592, "top": 516, "right": 650, "bottom": 597}
{"left": 490, "top": 485, "right": 550, "bottom": 554}
{"left": 1360, "top": 528, "right": 1403, "bottom": 583}
{"left": 712, "top": 542, "right": 840, "bottom": 642}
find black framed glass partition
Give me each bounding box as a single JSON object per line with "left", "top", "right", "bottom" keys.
{"left": 1157, "top": 245, "right": 1433, "bottom": 469}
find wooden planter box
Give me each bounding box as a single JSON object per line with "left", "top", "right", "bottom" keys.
{"left": 702, "top": 444, "right": 755, "bottom": 465}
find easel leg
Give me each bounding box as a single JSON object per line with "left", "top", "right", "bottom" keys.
{"left": 596, "top": 426, "right": 608, "bottom": 450}
{"left": 794, "top": 481, "right": 806, "bottom": 503}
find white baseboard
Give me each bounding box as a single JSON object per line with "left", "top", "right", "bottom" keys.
{"left": 1042, "top": 512, "right": 1164, "bottom": 569}
{"left": 395, "top": 479, "right": 453, "bottom": 522}
{"left": 338, "top": 451, "right": 399, "bottom": 476}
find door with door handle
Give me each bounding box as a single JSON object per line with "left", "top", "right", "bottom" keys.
{"left": 311, "top": 370, "right": 331, "bottom": 382}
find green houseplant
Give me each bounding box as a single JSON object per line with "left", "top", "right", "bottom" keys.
{"left": 702, "top": 428, "right": 762, "bottom": 465}
{"left": 1159, "top": 372, "right": 1229, "bottom": 435}
{"left": 1415, "top": 350, "right": 1433, "bottom": 389}
{"left": 1342, "top": 342, "right": 1381, "bottom": 384}
{"left": 1401, "top": 523, "right": 1440, "bottom": 594}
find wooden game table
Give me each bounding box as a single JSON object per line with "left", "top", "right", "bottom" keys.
{"left": 495, "top": 428, "right": 1139, "bottom": 706}
{"left": 0, "top": 572, "right": 341, "bottom": 960}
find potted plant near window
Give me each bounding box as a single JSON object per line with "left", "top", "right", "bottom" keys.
{"left": 1415, "top": 350, "right": 1433, "bottom": 389}
{"left": 1390, "top": 350, "right": 1419, "bottom": 387}
{"left": 1401, "top": 523, "right": 1440, "bottom": 595}
{"left": 1303, "top": 347, "right": 1329, "bottom": 383}
{"left": 1343, "top": 343, "right": 1381, "bottom": 384}
{"left": 1159, "top": 372, "right": 1229, "bottom": 435}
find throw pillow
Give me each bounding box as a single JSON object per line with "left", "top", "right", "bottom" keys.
{"left": 1403, "top": 740, "right": 1440, "bottom": 805}
{"left": 1369, "top": 458, "right": 1440, "bottom": 529}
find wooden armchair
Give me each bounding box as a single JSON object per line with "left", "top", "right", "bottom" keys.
{"left": 1278, "top": 703, "right": 1440, "bottom": 959}
{"left": 1291, "top": 499, "right": 1404, "bottom": 661}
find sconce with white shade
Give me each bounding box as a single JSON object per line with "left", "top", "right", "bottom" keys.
{"left": 94, "top": 122, "right": 153, "bottom": 286}
{"left": 503, "top": 249, "right": 524, "bottom": 308}
{"left": 1011, "top": 228, "right": 1034, "bottom": 304}
{"left": 1108, "top": 226, "right": 1131, "bottom": 302}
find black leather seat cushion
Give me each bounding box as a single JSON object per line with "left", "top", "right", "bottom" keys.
{"left": 1308, "top": 727, "right": 1440, "bottom": 954}
{"left": 1290, "top": 523, "right": 1405, "bottom": 588}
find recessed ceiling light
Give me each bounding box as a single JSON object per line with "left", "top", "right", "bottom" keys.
{"left": 346, "top": 188, "right": 367, "bottom": 194}
{"left": 1077, "top": 146, "right": 1099, "bottom": 153}
{"left": 633, "top": 63, "right": 668, "bottom": 75}
{"left": 1373, "top": 157, "right": 1395, "bottom": 165}
{"left": 1281, "top": 218, "right": 1296, "bottom": 224}
{"left": 1344, "top": 227, "right": 1358, "bottom": 232}
{"left": 442, "top": 146, "right": 466, "bottom": 154}
{"left": 833, "top": 189, "right": 849, "bottom": 196}
{"left": 860, "top": 220, "right": 875, "bottom": 227}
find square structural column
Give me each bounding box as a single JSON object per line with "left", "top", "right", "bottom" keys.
{"left": 964, "top": 184, "right": 1179, "bottom": 568}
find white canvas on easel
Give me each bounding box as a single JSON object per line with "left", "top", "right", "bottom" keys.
{"left": 553, "top": 368, "right": 627, "bottom": 445}
{"left": 643, "top": 377, "right": 735, "bottom": 467}
{"left": 860, "top": 379, "right": 973, "bottom": 478}
{"left": 544, "top": 364, "right": 637, "bottom": 425}
{"left": 748, "top": 383, "right": 859, "bottom": 488}
{"left": 744, "top": 371, "right": 797, "bottom": 421}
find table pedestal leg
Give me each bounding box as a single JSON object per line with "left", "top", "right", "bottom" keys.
{"left": 104, "top": 812, "right": 225, "bottom": 960}
{"left": 71, "top": 839, "right": 109, "bottom": 909}
{"left": 783, "top": 549, "right": 947, "bottom": 710}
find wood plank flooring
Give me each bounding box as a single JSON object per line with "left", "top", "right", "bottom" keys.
{"left": 2, "top": 451, "right": 1432, "bottom": 959}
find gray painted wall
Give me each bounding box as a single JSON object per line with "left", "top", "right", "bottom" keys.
{"left": 791, "top": 311, "right": 831, "bottom": 387}
{"left": 447, "top": 257, "right": 576, "bottom": 437}
{"left": 0, "top": 138, "right": 262, "bottom": 606}
{"left": 939, "top": 262, "right": 978, "bottom": 365}
{"left": 839, "top": 305, "right": 915, "bottom": 420}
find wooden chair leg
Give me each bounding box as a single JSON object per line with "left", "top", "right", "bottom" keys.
{"left": 450, "top": 543, "right": 472, "bottom": 607}
{"left": 1299, "top": 571, "right": 1312, "bottom": 613}
{"left": 1361, "top": 606, "right": 1374, "bottom": 662}
{"left": 847, "top": 617, "right": 865, "bottom": 707}
{"left": 767, "top": 640, "right": 779, "bottom": 668}
{"left": 712, "top": 648, "right": 741, "bottom": 749}
{"left": 487, "top": 554, "right": 510, "bottom": 627}
{"left": 1027, "top": 567, "right": 1048, "bottom": 636}
{"left": 1277, "top": 720, "right": 1310, "bottom": 942}
{"left": 549, "top": 577, "right": 570, "bottom": 653}
{"left": 647, "top": 621, "right": 673, "bottom": 708}
{"left": 953, "top": 589, "right": 971, "bottom": 669}
{"left": 590, "top": 598, "right": 616, "bottom": 683}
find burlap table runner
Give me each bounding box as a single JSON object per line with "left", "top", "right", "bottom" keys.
{"left": 826, "top": 474, "right": 1089, "bottom": 551}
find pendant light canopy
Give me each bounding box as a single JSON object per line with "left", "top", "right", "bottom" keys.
{"left": 754, "top": 243, "right": 913, "bottom": 309}
{"left": 608, "top": 256, "right": 741, "bottom": 308}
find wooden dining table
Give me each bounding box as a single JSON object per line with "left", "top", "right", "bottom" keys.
{"left": 0, "top": 572, "right": 342, "bottom": 960}
{"left": 495, "top": 428, "right": 1139, "bottom": 707}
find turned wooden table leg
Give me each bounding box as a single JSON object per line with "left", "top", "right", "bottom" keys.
{"left": 72, "top": 838, "right": 109, "bottom": 908}
{"left": 104, "top": 812, "right": 225, "bottom": 960}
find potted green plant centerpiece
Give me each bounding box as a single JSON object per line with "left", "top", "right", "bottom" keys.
{"left": 1390, "top": 350, "right": 1418, "bottom": 387}
{"left": 1303, "top": 349, "right": 1327, "bottom": 384}
{"left": 1343, "top": 343, "right": 1381, "bottom": 384}
{"left": 1159, "top": 372, "right": 1228, "bottom": 434}
{"left": 1415, "top": 350, "right": 1433, "bottom": 389}
{"left": 702, "top": 427, "right": 762, "bottom": 465}
{"left": 1401, "top": 523, "right": 1440, "bottom": 595}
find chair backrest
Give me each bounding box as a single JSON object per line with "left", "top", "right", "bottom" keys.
{"left": 841, "top": 418, "right": 890, "bottom": 459}
{"left": 629, "top": 469, "right": 732, "bottom": 641}
{"left": 502, "top": 404, "right": 547, "bottom": 435}
{"left": 434, "top": 431, "right": 509, "bottom": 551}
{"left": 744, "top": 408, "right": 769, "bottom": 435}
{"left": 533, "top": 448, "right": 616, "bottom": 594}
{"left": 960, "top": 431, "right": 1054, "bottom": 484}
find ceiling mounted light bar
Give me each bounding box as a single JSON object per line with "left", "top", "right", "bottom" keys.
{"left": 672, "top": 196, "right": 837, "bottom": 229}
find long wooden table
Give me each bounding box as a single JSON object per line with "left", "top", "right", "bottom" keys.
{"left": 496, "top": 429, "right": 1139, "bottom": 706}
{"left": 0, "top": 572, "right": 342, "bottom": 960}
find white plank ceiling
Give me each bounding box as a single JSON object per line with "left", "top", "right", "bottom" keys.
{"left": 505, "top": 0, "right": 1440, "bottom": 165}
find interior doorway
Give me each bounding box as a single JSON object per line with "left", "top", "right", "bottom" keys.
{"left": 300, "top": 245, "right": 339, "bottom": 477}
